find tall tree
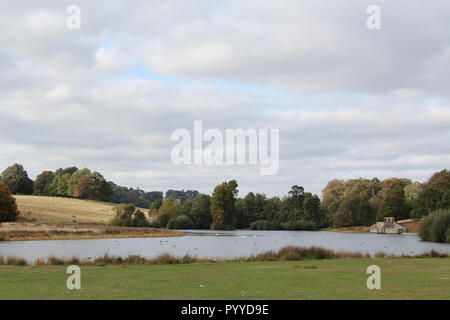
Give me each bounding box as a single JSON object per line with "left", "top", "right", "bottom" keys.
{"left": 67, "top": 168, "right": 91, "bottom": 196}
{"left": 0, "top": 181, "right": 20, "bottom": 222}
{"left": 156, "top": 197, "right": 181, "bottom": 227}
{"left": 73, "top": 172, "right": 112, "bottom": 201}
{"left": 0, "top": 164, "right": 33, "bottom": 195}
{"left": 411, "top": 170, "right": 450, "bottom": 218}
{"left": 186, "top": 194, "right": 212, "bottom": 229}
{"left": 211, "top": 180, "right": 238, "bottom": 230}
{"left": 33, "top": 171, "right": 55, "bottom": 196}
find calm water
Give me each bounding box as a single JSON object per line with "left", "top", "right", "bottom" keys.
{"left": 1, "top": 230, "right": 450, "bottom": 262}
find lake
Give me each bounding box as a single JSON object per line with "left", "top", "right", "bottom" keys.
{"left": 1, "top": 230, "right": 450, "bottom": 262}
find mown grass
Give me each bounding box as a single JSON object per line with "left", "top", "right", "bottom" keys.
{"left": 0, "top": 258, "right": 449, "bottom": 299}
{"left": 1, "top": 246, "right": 448, "bottom": 267}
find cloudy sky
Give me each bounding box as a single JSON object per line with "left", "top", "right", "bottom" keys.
{"left": 1, "top": 0, "right": 450, "bottom": 197}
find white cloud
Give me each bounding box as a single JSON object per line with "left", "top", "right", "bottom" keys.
{"left": 1, "top": 0, "right": 450, "bottom": 196}
{"left": 45, "top": 84, "right": 71, "bottom": 100}
{"left": 94, "top": 47, "right": 127, "bottom": 73}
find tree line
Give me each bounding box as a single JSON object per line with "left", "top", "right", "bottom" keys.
{"left": 1, "top": 163, "right": 450, "bottom": 238}
{"left": 0, "top": 163, "right": 197, "bottom": 208}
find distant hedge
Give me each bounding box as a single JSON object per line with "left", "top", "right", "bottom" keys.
{"left": 249, "top": 220, "right": 277, "bottom": 230}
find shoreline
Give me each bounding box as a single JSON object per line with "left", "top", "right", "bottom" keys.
{"left": 0, "top": 246, "right": 448, "bottom": 267}
{"left": 0, "top": 231, "right": 186, "bottom": 242}
{"left": 0, "top": 222, "right": 185, "bottom": 242}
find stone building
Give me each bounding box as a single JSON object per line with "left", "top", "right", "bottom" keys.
{"left": 370, "top": 217, "right": 406, "bottom": 234}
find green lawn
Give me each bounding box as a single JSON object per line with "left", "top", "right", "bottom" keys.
{"left": 0, "top": 258, "right": 449, "bottom": 299}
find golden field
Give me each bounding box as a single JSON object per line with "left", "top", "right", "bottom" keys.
{"left": 0, "top": 195, "right": 183, "bottom": 241}
{"left": 14, "top": 195, "right": 122, "bottom": 224}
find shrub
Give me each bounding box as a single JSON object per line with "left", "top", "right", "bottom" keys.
{"left": 109, "top": 204, "right": 150, "bottom": 227}
{"left": 6, "top": 256, "right": 28, "bottom": 266}
{"left": 249, "top": 220, "right": 274, "bottom": 230}
{"left": 418, "top": 209, "right": 450, "bottom": 243}
{"left": 281, "top": 219, "right": 318, "bottom": 231}
{"left": 167, "top": 215, "right": 195, "bottom": 229}
{"left": 0, "top": 181, "right": 20, "bottom": 222}
{"left": 148, "top": 220, "right": 161, "bottom": 228}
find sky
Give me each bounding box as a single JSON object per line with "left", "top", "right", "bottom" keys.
{"left": 1, "top": 0, "right": 450, "bottom": 197}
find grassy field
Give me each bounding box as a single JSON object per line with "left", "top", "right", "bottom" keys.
{"left": 0, "top": 258, "right": 449, "bottom": 299}
{"left": 14, "top": 195, "right": 127, "bottom": 224}
{"left": 0, "top": 195, "right": 183, "bottom": 241}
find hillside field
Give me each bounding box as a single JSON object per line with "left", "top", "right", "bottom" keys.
{"left": 13, "top": 195, "right": 144, "bottom": 224}
{"left": 0, "top": 195, "right": 184, "bottom": 241}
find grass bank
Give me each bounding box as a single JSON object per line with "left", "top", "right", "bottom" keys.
{"left": 0, "top": 257, "right": 449, "bottom": 299}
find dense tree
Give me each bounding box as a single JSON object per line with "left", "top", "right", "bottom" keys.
{"left": 286, "top": 185, "right": 305, "bottom": 221}
{"left": 156, "top": 197, "right": 181, "bottom": 228}
{"left": 186, "top": 194, "right": 212, "bottom": 229}
{"left": 33, "top": 171, "right": 55, "bottom": 196}
{"left": 235, "top": 192, "right": 267, "bottom": 229}
{"left": 0, "top": 164, "right": 33, "bottom": 195}
{"left": 418, "top": 209, "right": 450, "bottom": 243}
{"left": 411, "top": 170, "right": 450, "bottom": 218}
{"left": 262, "top": 197, "right": 282, "bottom": 222}
{"left": 0, "top": 181, "right": 20, "bottom": 222}
{"left": 210, "top": 180, "right": 238, "bottom": 230}
{"left": 150, "top": 199, "right": 162, "bottom": 211}
{"left": 303, "top": 193, "right": 323, "bottom": 227}
{"left": 109, "top": 204, "right": 149, "bottom": 227}
{"left": 73, "top": 172, "right": 112, "bottom": 201}
{"left": 67, "top": 168, "right": 91, "bottom": 196}
{"left": 165, "top": 190, "right": 199, "bottom": 204}
{"left": 404, "top": 181, "right": 423, "bottom": 203}
{"left": 49, "top": 172, "right": 71, "bottom": 196}
{"left": 110, "top": 183, "right": 163, "bottom": 208}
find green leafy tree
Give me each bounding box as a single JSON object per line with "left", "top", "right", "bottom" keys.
{"left": 33, "top": 171, "right": 55, "bottom": 196}
{"left": 0, "top": 181, "right": 20, "bottom": 222}
{"left": 109, "top": 204, "right": 149, "bottom": 227}
{"left": 0, "top": 164, "right": 33, "bottom": 195}
{"left": 411, "top": 170, "right": 450, "bottom": 218}
{"left": 211, "top": 180, "right": 238, "bottom": 230}
{"left": 187, "top": 194, "right": 212, "bottom": 229}
{"left": 303, "top": 193, "right": 323, "bottom": 227}
{"left": 156, "top": 197, "right": 181, "bottom": 228}
{"left": 49, "top": 173, "right": 71, "bottom": 196}
{"left": 262, "top": 197, "right": 282, "bottom": 222}
{"left": 67, "top": 168, "right": 91, "bottom": 196}
{"left": 73, "top": 172, "right": 112, "bottom": 201}
{"left": 149, "top": 199, "right": 162, "bottom": 216}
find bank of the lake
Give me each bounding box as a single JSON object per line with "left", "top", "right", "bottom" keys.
{"left": 0, "top": 222, "right": 184, "bottom": 241}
